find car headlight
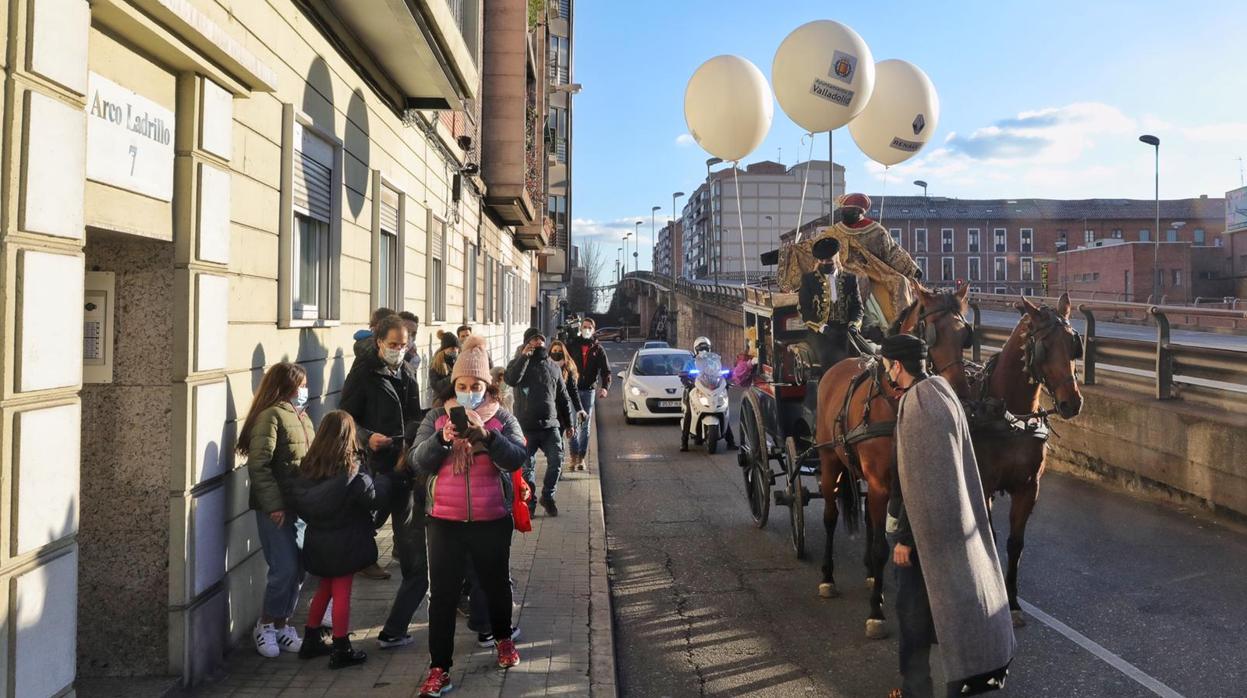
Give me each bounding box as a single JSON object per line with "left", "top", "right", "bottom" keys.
{"left": 698, "top": 395, "right": 711, "bottom": 408}
{"left": 629, "top": 383, "right": 645, "bottom": 397}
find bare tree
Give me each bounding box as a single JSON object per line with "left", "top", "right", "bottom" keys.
{"left": 567, "top": 241, "right": 607, "bottom": 313}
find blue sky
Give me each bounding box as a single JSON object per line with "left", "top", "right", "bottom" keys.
{"left": 570, "top": 0, "right": 1247, "bottom": 270}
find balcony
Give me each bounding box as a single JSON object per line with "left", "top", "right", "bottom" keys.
{"left": 480, "top": 0, "right": 539, "bottom": 226}
{"left": 323, "top": 0, "right": 479, "bottom": 110}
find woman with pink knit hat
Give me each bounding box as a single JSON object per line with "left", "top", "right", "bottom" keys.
{"left": 405, "top": 335, "right": 529, "bottom": 696}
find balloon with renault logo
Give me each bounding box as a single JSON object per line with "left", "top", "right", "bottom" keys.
{"left": 848, "top": 59, "right": 940, "bottom": 166}
{"left": 683, "top": 55, "right": 773, "bottom": 162}
{"left": 772, "top": 20, "right": 876, "bottom": 133}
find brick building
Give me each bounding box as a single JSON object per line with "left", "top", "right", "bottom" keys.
{"left": 1053, "top": 240, "right": 1233, "bottom": 303}
{"left": 654, "top": 219, "right": 683, "bottom": 279}
{"left": 785, "top": 195, "right": 1226, "bottom": 296}
{"left": 1226, "top": 185, "right": 1247, "bottom": 297}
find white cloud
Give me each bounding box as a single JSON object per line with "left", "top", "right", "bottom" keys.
{"left": 675, "top": 133, "right": 696, "bottom": 147}
{"left": 859, "top": 102, "right": 1247, "bottom": 199}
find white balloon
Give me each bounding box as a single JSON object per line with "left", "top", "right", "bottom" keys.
{"left": 684, "top": 55, "right": 773, "bottom": 162}
{"left": 772, "top": 20, "right": 876, "bottom": 133}
{"left": 848, "top": 59, "right": 940, "bottom": 167}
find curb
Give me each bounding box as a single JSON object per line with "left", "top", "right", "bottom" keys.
{"left": 586, "top": 415, "right": 619, "bottom": 697}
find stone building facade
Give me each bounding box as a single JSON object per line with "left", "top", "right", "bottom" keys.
{"left": 0, "top": 0, "right": 545, "bottom": 693}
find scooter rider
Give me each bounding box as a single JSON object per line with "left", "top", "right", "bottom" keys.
{"left": 680, "top": 337, "right": 737, "bottom": 452}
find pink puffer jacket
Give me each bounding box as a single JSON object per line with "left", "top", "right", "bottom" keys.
{"left": 428, "top": 414, "right": 510, "bottom": 522}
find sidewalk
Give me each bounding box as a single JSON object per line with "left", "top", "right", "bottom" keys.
{"left": 186, "top": 423, "right": 615, "bottom": 697}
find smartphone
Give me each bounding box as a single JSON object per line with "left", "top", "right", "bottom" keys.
{"left": 449, "top": 406, "right": 470, "bottom": 433}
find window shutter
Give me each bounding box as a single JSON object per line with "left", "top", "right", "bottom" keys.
{"left": 431, "top": 218, "right": 444, "bottom": 259}
{"left": 380, "top": 186, "right": 400, "bottom": 233}
{"left": 293, "top": 122, "right": 333, "bottom": 221}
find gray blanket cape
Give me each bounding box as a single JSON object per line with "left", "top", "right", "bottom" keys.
{"left": 896, "top": 376, "right": 1015, "bottom": 683}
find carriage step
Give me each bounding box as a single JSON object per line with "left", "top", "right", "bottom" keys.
{"left": 774, "top": 490, "right": 793, "bottom": 507}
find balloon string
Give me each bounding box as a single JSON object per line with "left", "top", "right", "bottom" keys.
{"left": 732, "top": 163, "right": 749, "bottom": 287}
{"left": 878, "top": 165, "right": 891, "bottom": 223}
{"left": 792, "top": 131, "right": 816, "bottom": 245}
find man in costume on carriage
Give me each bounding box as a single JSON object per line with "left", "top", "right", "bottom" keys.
{"left": 882, "top": 334, "right": 1014, "bottom": 698}
{"left": 822, "top": 193, "right": 922, "bottom": 338}
{"left": 798, "top": 236, "right": 864, "bottom": 372}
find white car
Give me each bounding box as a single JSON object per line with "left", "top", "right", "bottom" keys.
{"left": 620, "top": 348, "right": 694, "bottom": 424}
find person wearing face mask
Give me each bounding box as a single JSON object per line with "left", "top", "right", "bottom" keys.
{"left": 429, "top": 332, "right": 461, "bottom": 399}
{"left": 353, "top": 306, "right": 398, "bottom": 359}
{"left": 408, "top": 335, "right": 529, "bottom": 695}
{"left": 505, "top": 328, "right": 574, "bottom": 516}
{"left": 882, "top": 334, "right": 1014, "bottom": 698}
{"left": 548, "top": 340, "right": 589, "bottom": 469}
{"left": 237, "top": 362, "right": 315, "bottom": 658}
{"left": 799, "top": 236, "right": 864, "bottom": 373}
{"left": 823, "top": 193, "right": 921, "bottom": 338}
{"left": 341, "top": 314, "right": 423, "bottom": 585}
{"left": 563, "top": 317, "right": 611, "bottom": 470}
{"left": 397, "top": 312, "right": 425, "bottom": 421}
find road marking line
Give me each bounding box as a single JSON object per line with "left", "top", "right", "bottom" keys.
{"left": 1018, "top": 599, "right": 1185, "bottom": 698}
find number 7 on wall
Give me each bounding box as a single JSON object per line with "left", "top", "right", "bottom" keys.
{"left": 129, "top": 145, "right": 137, "bottom": 175}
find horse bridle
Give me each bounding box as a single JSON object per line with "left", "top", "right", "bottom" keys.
{"left": 1023, "top": 311, "right": 1083, "bottom": 398}
{"left": 912, "top": 305, "right": 975, "bottom": 375}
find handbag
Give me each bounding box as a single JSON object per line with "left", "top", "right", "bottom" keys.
{"left": 511, "top": 470, "right": 532, "bottom": 533}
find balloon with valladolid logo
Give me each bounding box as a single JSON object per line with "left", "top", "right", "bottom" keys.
{"left": 772, "top": 20, "right": 876, "bottom": 133}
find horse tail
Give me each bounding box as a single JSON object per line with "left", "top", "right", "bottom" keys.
{"left": 839, "top": 468, "right": 861, "bottom": 536}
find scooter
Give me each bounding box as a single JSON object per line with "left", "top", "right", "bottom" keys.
{"left": 679, "top": 353, "right": 736, "bottom": 454}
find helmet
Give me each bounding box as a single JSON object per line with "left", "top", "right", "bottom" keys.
{"left": 693, "top": 336, "right": 712, "bottom": 355}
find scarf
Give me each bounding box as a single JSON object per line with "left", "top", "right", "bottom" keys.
{"left": 443, "top": 395, "right": 501, "bottom": 475}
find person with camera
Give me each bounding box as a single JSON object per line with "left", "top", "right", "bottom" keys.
{"left": 505, "top": 328, "right": 575, "bottom": 516}
{"left": 408, "top": 335, "right": 529, "bottom": 696}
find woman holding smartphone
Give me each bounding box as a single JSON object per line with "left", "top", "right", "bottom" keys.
{"left": 406, "top": 335, "right": 529, "bottom": 697}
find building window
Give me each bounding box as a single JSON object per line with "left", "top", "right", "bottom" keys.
{"left": 1056, "top": 229, "right": 1068, "bottom": 251}
{"left": 993, "top": 228, "right": 1006, "bottom": 252}
{"left": 1172, "top": 269, "right": 1182, "bottom": 287}
{"left": 916, "top": 257, "right": 928, "bottom": 280}
{"left": 1020, "top": 228, "right": 1033, "bottom": 253}
{"left": 968, "top": 257, "right": 981, "bottom": 281}
{"left": 547, "top": 106, "right": 568, "bottom": 163}
{"left": 1021, "top": 256, "right": 1034, "bottom": 282}
{"left": 967, "top": 228, "right": 980, "bottom": 253}
{"left": 1166, "top": 228, "right": 1178, "bottom": 242}
{"left": 549, "top": 195, "right": 567, "bottom": 244}
{"left": 484, "top": 254, "right": 494, "bottom": 323}
{"left": 941, "top": 257, "right": 954, "bottom": 281}
{"left": 1084, "top": 229, "right": 1095, "bottom": 244}
{"left": 548, "top": 35, "right": 569, "bottom": 84}
{"left": 1139, "top": 229, "right": 1150, "bottom": 242}
{"left": 427, "top": 211, "right": 447, "bottom": 322}
{"left": 1112, "top": 228, "right": 1123, "bottom": 239}
{"left": 464, "top": 243, "right": 478, "bottom": 322}
{"left": 969, "top": 286, "right": 982, "bottom": 293}
{"left": 374, "top": 177, "right": 403, "bottom": 311}
{"left": 1194, "top": 228, "right": 1206, "bottom": 245}
{"left": 940, "top": 228, "right": 953, "bottom": 252}
{"left": 284, "top": 110, "right": 342, "bottom": 325}
{"left": 994, "top": 286, "right": 1007, "bottom": 295}
{"left": 889, "top": 228, "right": 902, "bottom": 246}
{"left": 1023, "top": 287, "right": 1036, "bottom": 296}
{"left": 556, "top": 0, "right": 570, "bottom": 20}
{"left": 495, "top": 261, "right": 506, "bottom": 321}
{"left": 914, "top": 228, "right": 927, "bottom": 253}
{"left": 994, "top": 256, "right": 1007, "bottom": 280}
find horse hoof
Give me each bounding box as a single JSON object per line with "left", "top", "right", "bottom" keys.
{"left": 865, "top": 619, "right": 890, "bottom": 639}
{"left": 1011, "top": 610, "right": 1027, "bottom": 628}
{"left": 865, "top": 576, "right": 876, "bottom": 589}
{"left": 818, "top": 583, "right": 840, "bottom": 599}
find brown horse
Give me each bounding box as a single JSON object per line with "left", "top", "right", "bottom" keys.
{"left": 815, "top": 283, "right": 973, "bottom": 638}
{"left": 968, "top": 293, "right": 1083, "bottom": 627}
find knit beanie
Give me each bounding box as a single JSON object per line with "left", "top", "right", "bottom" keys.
{"left": 452, "top": 335, "right": 492, "bottom": 384}
{"left": 523, "top": 327, "right": 545, "bottom": 344}
{"left": 880, "top": 334, "right": 927, "bottom": 363}
{"left": 440, "top": 332, "right": 461, "bottom": 351}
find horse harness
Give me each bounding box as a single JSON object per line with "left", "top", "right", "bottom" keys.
{"left": 825, "top": 357, "right": 899, "bottom": 478}
{"left": 913, "top": 305, "right": 975, "bottom": 375}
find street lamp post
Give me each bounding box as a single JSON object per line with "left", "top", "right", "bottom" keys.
{"left": 1140, "top": 135, "right": 1160, "bottom": 302}
{"left": 650, "top": 205, "right": 661, "bottom": 276}
{"left": 764, "top": 215, "right": 775, "bottom": 249}
{"left": 672, "top": 191, "right": 685, "bottom": 286}
{"left": 914, "top": 179, "right": 929, "bottom": 282}
{"left": 706, "top": 157, "right": 724, "bottom": 284}
{"left": 622, "top": 233, "right": 630, "bottom": 281}
{"left": 634, "top": 221, "right": 642, "bottom": 274}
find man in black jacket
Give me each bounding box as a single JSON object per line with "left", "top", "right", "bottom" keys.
{"left": 799, "top": 236, "right": 864, "bottom": 373}
{"left": 339, "top": 314, "right": 427, "bottom": 647}
{"left": 564, "top": 317, "right": 612, "bottom": 469}
{"left": 505, "top": 327, "right": 574, "bottom": 516}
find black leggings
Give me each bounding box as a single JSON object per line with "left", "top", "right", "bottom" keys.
{"left": 426, "top": 516, "right": 514, "bottom": 669}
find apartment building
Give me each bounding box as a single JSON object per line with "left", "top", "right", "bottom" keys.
{"left": 0, "top": 0, "right": 546, "bottom": 692}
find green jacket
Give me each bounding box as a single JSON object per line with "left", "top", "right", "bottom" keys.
{"left": 247, "top": 402, "right": 315, "bottom": 513}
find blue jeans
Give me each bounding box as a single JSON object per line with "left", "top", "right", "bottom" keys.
{"left": 572, "top": 389, "right": 596, "bottom": 456}
{"left": 255, "top": 510, "right": 305, "bottom": 620}
{"left": 523, "top": 427, "right": 565, "bottom": 501}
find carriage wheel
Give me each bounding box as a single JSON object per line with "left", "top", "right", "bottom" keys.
{"left": 740, "top": 393, "right": 770, "bottom": 528}
{"left": 785, "top": 436, "right": 806, "bottom": 559}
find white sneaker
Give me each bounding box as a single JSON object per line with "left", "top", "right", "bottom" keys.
{"left": 323, "top": 599, "right": 334, "bottom": 629}
{"left": 275, "top": 624, "right": 303, "bottom": 653}
{"left": 253, "top": 621, "right": 280, "bottom": 658}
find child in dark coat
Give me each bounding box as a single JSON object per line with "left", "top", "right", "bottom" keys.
{"left": 291, "top": 410, "right": 379, "bottom": 669}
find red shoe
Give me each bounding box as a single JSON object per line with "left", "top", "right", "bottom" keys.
{"left": 419, "top": 667, "right": 453, "bottom": 697}
{"left": 496, "top": 638, "right": 521, "bottom": 668}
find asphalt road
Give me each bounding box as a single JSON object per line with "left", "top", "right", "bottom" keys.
{"left": 976, "top": 309, "right": 1247, "bottom": 351}
{"left": 598, "top": 341, "right": 1247, "bottom": 698}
